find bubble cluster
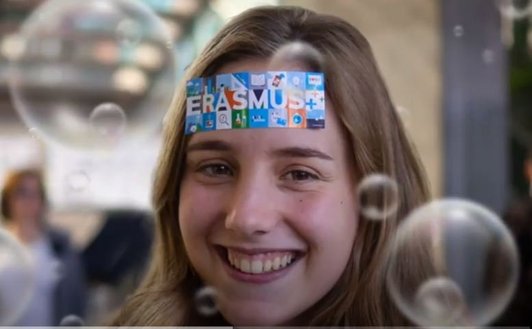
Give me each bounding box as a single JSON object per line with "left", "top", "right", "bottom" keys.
{"left": 8, "top": 0, "right": 176, "bottom": 151}
{"left": 386, "top": 198, "right": 519, "bottom": 326}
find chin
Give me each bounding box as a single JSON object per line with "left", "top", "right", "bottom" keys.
{"left": 219, "top": 303, "right": 294, "bottom": 326}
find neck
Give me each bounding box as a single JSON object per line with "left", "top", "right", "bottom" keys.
{"left": 5, "top": 219, "right": 43, "bottom": 244}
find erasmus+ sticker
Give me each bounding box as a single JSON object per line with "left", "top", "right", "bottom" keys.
{"left": 185, "top": 71, "right": 325, "bottom": 135}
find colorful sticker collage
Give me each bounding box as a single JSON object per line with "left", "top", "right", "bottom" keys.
{"left": 185, "top": 71, "right": 325, "bottom": 135}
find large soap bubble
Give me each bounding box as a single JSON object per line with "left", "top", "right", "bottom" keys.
{"left": 386, "top": 198, "right": 519, "bottom": 326}
{"left": 8, "top": 0, "right": 176, "bottom": 151}
{"left": 0, "top": 228, "right": 35, "bottom": 325}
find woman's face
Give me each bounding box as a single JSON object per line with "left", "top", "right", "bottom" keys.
{"left": 179, "top": 58, "right": 359, "bottom": 325}
{"left": 10, "top": 176, "right": 43, "bottom": 223}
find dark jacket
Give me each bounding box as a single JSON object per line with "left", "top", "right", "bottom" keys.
{"left": 48, "top": 229, "right": 87, "bottom": 325}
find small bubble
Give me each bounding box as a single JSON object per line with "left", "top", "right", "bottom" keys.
{"left": 357, "top": 174, "right": 399, "bottom": 221}
{"left": 269, "top": 41, "right": 324, "bottom": 71}
{"left": 89, "top": 103, "right": 127, "bottom": 139}
{"left": 414, "top": 277, "right": 467, "bottom": 326}
{"left": 28, "top": 127, "right": 40, "bottom": 140}
{"left": 194, "top": 286, "right": 218, "bottom": 317}
{"left": 59, "top": 314, "right": 84, "bottom": 326}
{"left": 453, "top": 25, "right": 464, "bottom": 38}
{"left": 66, "top": 170, "right": 90, "bottom": 192}
{"left": 482, "top": 49, "right": 495, "bottom": 64}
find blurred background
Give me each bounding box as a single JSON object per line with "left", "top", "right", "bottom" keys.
{"left": 0, "top": 0, "right": 531, "bottom": 326}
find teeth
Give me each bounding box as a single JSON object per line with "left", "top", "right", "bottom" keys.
{"left": 281, "top": 255, "right": 287, "bottom": 268}
{"left": 240, "top": 259, "right": 251, "bottom": 273}
{"left": 264, "top": 259, "right": 272, "bottom": 272}
{"left": 251, "top": 260, "right": 263, "bottom": 274}
{"left": 226, "top": 250, "right": 297, "bottom": 274}
{"left": 273, "top": 257, "right": 281, "bottom": 270}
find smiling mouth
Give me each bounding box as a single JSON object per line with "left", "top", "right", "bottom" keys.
{"left": 216, "top": 246, "right": 303, "bottom": 275}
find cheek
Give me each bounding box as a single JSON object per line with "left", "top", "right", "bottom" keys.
{"left": 288, "top": 191, "right": 359, "bottom": 247}
{"left": 178, "top": 178, "right": 227, "bottom": 240}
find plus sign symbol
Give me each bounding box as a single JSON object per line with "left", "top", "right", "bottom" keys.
{"left": 305, "top": 90, "right": 325, "bottom": 110}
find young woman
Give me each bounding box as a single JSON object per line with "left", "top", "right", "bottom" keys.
{"left": 112, "top": 5, "right": 429, "bottom": 326}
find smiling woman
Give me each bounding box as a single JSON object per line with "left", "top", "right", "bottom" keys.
{"left": 111, "top": 5, "right": 430, "bottom": 326}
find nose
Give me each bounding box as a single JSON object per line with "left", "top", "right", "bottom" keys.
{"left": 225, "top": 171, "right": 281, "bottom": 237}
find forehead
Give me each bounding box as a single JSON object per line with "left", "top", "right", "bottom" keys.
{"left": 187, "top": 58, "right": 347, "bottom": 155}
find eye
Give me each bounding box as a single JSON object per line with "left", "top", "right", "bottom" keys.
{"left": 282, "top": 169, "right": 319, "bottom": 182}
{"left": 198, "top": 163, "right": 233, "bottom": 177}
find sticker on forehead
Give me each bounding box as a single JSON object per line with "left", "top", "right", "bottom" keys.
{"left": 185, "top": 71, "right": 325, "bottom": 135}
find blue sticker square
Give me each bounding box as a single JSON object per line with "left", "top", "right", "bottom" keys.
{"left": 186, "top": 78, "right": 203, "bottom": 96}
{"left": 185, "top": 114, "right": 202, "bottom": 135}
{"left": 203, "top": 76, "right": 216, "bottom": 94}
{"left": 267, "top": 71, "right": 287, "bottom": 89}
{"left": 287, "top": 72, "right": 306, "bottom": 90}
{"left": 269, "top": 108, "right": 288, "bottom": 127}
{"left": 306, "top": 72, "right": 324, "bottom": 91}
{"left": 305, "top": 90, "right": 325, "bottom": 111}
{"left": 249, "top": 109, "right": 269, "bottom": 128}
{"left": 216, "top": 73, "right": 232, "bottom": 92}
{"left": 202, "top": 112, "right": 216, "bottom": 131}
{"left": 232, "top": 72, "right": 249, "bottom": 90}
{"left": 249, "top": 72, "right": 267, "bottom": 89}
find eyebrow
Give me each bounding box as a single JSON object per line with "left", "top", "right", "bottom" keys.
{"left": 187, "top": 140, "right": 333, "bottom": 161}
{"left": 186, "top": 140, "right": 233, "bottom": 153}
{"left": 271, "top": 147, "right": 334, "bottom": 161}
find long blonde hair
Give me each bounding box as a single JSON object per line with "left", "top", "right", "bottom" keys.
{"left": 112, "top": 5, "right": 429, "bottom": 326}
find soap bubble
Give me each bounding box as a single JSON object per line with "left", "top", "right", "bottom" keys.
{"left": 413, "top": 276, "right": 467, "bottom": 326}
{"left": 59, "top": 314, "right": 84, "bottom": 326}
{"left": 269, "top": 41, "right": 324, "bottom": 71}
{"left": 28, "top": 127, "right": 42, "bottom": 141}
{"left": 357, "top": 174, "right": 399, "bottom": 221}
{"left": 453, "top": 25, "right": 464, "bottom": 38}
{"left": 89, "top": 103, "right": 127, "bottom": 140}
{"left": 8, "top": 0, "right": 176, "bottom": 151}
{"left": 482, "top": 49, "right": 496, "bottom": 64}
{"left": 66, "top": 170, "right": 91, "bottom": 192}
{"left": 386, "top": 198, "right": 519, "bottom": 326}
{"left": 194, "top": 286, "right": 218, "bottom": 317}
{"left": 0, "top": 228, "right": 35, "bottom": 325}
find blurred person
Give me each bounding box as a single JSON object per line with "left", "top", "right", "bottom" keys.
{"left": 0, "top": 169, "right": 87, "bottom": 325}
